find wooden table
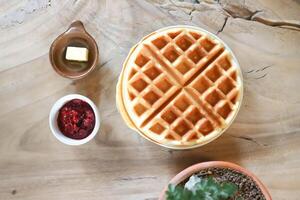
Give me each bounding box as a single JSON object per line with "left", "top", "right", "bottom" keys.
{"left": 0, "top": 0, "right": 299, "bottom": 199}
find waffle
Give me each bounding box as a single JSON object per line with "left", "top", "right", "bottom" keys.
{"left": 117, "top": 26, "right": 243, "bottom": 149}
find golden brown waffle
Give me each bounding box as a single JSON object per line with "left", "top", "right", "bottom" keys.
{"left": 117, "top": 26, "right": 243, "bottom": 149}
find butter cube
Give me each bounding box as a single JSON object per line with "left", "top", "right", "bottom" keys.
{"left": 65, "top": 46, "right": 89, "bottom": 62}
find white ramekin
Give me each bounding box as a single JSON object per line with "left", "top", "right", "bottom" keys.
{"left": 49, "top": 94, "right": 100, "bottom": 145}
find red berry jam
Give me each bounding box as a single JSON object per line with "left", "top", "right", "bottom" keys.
{"left": 57, "top": 99, "right": 95, "bottom": 139}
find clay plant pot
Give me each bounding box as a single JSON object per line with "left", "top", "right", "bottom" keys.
{"left": 159, "top": 161, "right": 272, "bottom": 200}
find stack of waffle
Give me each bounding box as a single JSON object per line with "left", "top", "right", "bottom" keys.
{"left": 117, "top": 26, "right": 243, "bottom": 149}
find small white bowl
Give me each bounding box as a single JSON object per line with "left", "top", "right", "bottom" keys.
{"left": 49, "top": 94, "right": 100, "bottom": 145}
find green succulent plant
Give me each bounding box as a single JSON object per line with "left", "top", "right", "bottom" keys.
{"left": 166, "top": 177, "right": 240, "bottom": 200}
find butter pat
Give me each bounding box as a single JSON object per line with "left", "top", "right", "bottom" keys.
{"left": 65, "top": 46, "right": 89, "bottom": 62}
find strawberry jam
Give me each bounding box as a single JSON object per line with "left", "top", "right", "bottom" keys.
{"left": 57, "top": 99, "right": 95, "bottom": 139}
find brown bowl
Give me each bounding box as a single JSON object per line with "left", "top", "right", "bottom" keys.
{"left": 49, "top": 20, "right": 99, "bottom": 79}
{"left": 159, "top": 161, "right": 272, "bottom": 200}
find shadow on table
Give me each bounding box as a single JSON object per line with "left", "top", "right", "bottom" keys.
{"left": 160, "top": 127, "right": 245, "bottom": 177}
{"left": 71, "top": 62, "right": 104, "bottom": 105}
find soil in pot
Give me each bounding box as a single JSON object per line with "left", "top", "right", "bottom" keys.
{"left": 181, "top": 167, "right": 266, "bottom": 200}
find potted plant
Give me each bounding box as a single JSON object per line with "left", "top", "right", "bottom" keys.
{"left": 159, "top": 161, "right": 272, "bottom": 200}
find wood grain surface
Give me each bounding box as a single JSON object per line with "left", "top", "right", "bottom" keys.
{"left": 0, "top": 0, "right": 299, "bottom": 199}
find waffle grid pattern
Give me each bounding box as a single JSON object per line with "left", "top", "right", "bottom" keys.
{"left": 124, "top": 28, "right": 241, "bottom": 145}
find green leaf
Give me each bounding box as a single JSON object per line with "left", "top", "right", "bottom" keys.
{"left": 166, "top": 177, "right": 240, "bottom": 200}
{"left": 219, "top": 182, "right": 238, "bottom": 199}
{"left": 166, "top": 184, "right": 193, "bottom": 200}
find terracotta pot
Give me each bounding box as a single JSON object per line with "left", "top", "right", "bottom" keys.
{"left": 159, "top": 161, "right": 272, "bottom": 200}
